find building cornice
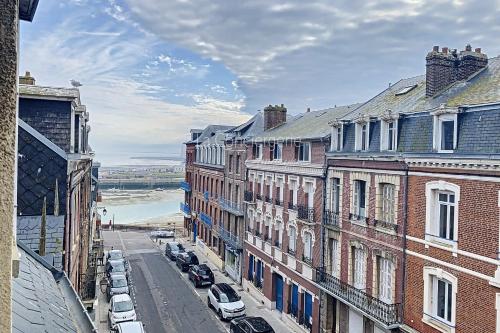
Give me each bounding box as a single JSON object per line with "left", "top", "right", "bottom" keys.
{"left": 246, "top": 160, "right": 324, "bottom": 177}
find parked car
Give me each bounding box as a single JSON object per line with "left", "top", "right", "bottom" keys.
{"left": 108, "top": 294, "right": 136, "bottom": 328}
{"left": 106, "top": 259, "right": 129, "bottom": 280}
{"left": 207, "top": 283, "right": 245, "bottom": 321}
{"left": 107, "top": 249, "right": 124, "bottom": 261}
{"left": 150, "top": 229, "right": 175, "bottom": 238}
{"left": 176, "top": 251, "right": 199, "bottom": 272}
{"left": 230, "top": 317, "right": 275, "bottom": 333}
{"left": 188, "top": 264, "right": 214, "bottom": 287}
{"left": 112, "top": 321, "right": 145, "bottom": 333}
{"left": 165, "top": 241, "right": 185, "bottom": 261}
{"left": 107, "top": 274, "right": 129, "bottom": 301}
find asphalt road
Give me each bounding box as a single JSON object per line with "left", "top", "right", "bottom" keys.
{"left": 103, "top": 230, "right": 225, "bottom": 333}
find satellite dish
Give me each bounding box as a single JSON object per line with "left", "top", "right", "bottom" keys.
{"left": 70, "top": 80, "right": 82, "bottom": 87}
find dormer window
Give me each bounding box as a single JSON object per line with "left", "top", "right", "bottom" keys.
{"left": 380, "top": 120, "right": 398, "bottom": 151}
{"left": 355, "top": 121, "right": 370, "bottom": 151}
{"left": 432, "top": 106, "right": 458, "bottom": 153}
{"left": 330, "top": 122, "right": 343, "bottom": 152}
{"left": 296, "top": 142, "right": 311, "bottom": 162}
{"left": 253, "top": 144, "right": 263, "bottom": 159}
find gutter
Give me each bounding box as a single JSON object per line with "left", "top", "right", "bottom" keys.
{"left": 401, "top": 160, "right": 410, "bottom": 326}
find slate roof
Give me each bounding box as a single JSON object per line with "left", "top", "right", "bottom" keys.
{"left": 225, "top": 112, "right": 264, "bottom": 141}
{"left": 186, "top": 125, "right": 234, "bottom": 144}
{"left": 253, "top": 104, "right": 362, "bottom": 142}
{"left": 12, "top": 242, "right": 97, "bottom": 333}
{"left": 19, "top": 84, "right": 81, "bottom": 104}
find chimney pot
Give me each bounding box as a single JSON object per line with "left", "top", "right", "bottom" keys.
{"left": 442, "top": 47, "right": 448, "bottom": 54}
{"left": 465, "top": 44, "right": 472, "bottom": 52}
{"left": 264, "top": 104, "right": 287, "bottom": 130}
{"left": 433, "top": 45, "right": 439, "bottom": 52}
{"left": 475, "top": 47, "right": 481, "bottom": 53}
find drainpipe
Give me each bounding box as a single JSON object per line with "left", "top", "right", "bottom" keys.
{"left": 400, "top": 158, "right": 409, "bottom": 326}
{"left": 318, "top": 139, "right": 329, "bottom": 333}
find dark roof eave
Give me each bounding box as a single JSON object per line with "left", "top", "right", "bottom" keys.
{"left": 19, "top": 0, "right": 39, "bottom": 21}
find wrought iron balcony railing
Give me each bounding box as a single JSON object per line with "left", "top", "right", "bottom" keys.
{"left": 254, "top": 230, "right": 261, "bottom": 238}
{"left": 297, "top": 205, "right": 315, "bottom": 222}
{"left": 324, "top": 209, "right": 340, "bottom": 228}
{"left": 218, "top": 225, "right": 243, "bottom": 249}
{"left": 274, "top": 198, "right": 282, "bottom": 206}
{"left": 256, "top": 193, "right": 263, "bottom": 200}
{"left": 287, "top": 247, "right": 296, "bottom": 256}
{"left": 199, "top": 212, "right": 212, "bottom": 228}
{"left": 315, "top": 268, "right": 402, "bottom": 327}
{"left": 180, "top": 181, "right": 191, "bottom": 192}
{"left": 244, "top": 190, "right": 254, "bottom": 202}
{"left": 302, "top": 254, "right": 313, "bottom": 266}
{"left": 264, "top": 195, "right": 272, "bottom": 203}
{"left": 218, "top": 197, "right": 244, "bottom": 216}
{"left": 180, "top": 202, "right": 191, "bottom": 217}
{"left": 374, "top": 219, "right": 399, "bottom": 233}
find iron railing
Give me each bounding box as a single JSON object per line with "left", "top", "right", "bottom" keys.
{"left": 180, "top": 181, "right": 191, "bottom": 192}
{"left": 264, "top": 195, "right": 272, "bottom": 203}
{"left": 199, "top": 212, "right": 212, "bottom": 228}
{"left": 315, "top": 268, "right": 402, "bottom": 327}
{"left": 324, "top": 210, "right": 340, "bottom": 228}
{"left": 218, "top": 197, "right": 244, "bottom": 216}
{"left": 180, "top": 202, "right": 191, "bottom": 216}
{"left": 256, "top": 193, "right": 263, "bottom": 200}
{"left": 298, "top": 205, "right": 314, "bottom": 222}
{"left": 244, "top": 191, "right": 254, "bottom": 202}
{"left": 274, "top": 198, "right": 282, "bottom": 206}
{"left": 218, "top": 225, "right": 243, "bottom": 249}
{"left": 374, "top": 219, "right": 399, "bottom": 233}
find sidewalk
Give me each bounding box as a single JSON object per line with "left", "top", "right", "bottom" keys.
{"left": 155, "top": 236, "right": 305, "bottom": 333}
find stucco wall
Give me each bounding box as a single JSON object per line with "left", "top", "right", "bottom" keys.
{"left": 0, "top": 1, "right": 19, "bottom": 331}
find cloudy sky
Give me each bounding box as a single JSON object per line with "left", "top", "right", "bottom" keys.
{"left": 20, "top": 0, "right": 500, "bottom": 165}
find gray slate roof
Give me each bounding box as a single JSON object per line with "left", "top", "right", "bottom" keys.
{"left": 19, "top": 84, "right": 81, "bottom": 104}
{"left": 12, "top": 242, "right": 96, "bottom": 333}
{"left": 254, "top": 104, "right": 362, "bottom": 142}
{"left": 226, "top": 112, "right": 264, "bottom": 141}
{"left": 186, "top": 124, "right": 234, "bottom": 144}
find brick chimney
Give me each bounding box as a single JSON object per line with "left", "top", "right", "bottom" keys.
{"left": 426, "top": 45, "right": 488, "bottom": 97}
{"left": 264, "top": 104, "right": 287, "bottom": 130}
{"left": 458, "top": 44, "right": 488, "bottom": 81}
{"left": 19, "top": 71, "right": 35, "bottom": 85}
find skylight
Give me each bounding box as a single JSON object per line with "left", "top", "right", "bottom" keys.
{"left": 395, "top": 84, "right": 417, "bottom": 96}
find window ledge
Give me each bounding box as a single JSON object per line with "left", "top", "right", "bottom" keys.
{"left": 374, "top": 226, "right": 398, "bottom": 236}
{"left": 422, "top": 314, "right": 455, "bottom": 333}
{"left": 350, "top": 219, "right": 368, "bottom": 228}
{"left": 425, "top": 234, "right": 458, "bottom": 252}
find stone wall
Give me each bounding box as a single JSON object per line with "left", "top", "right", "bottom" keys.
{"left": 0, "top": 1, "right": 19, "bottom": 331}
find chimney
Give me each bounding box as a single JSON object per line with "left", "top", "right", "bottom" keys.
{"left": 264, "top": 104, "right": 287, "bottom": 130}
{"left": 458, "top": 44, "right": 488, "bottom": 81}
{"left": 19, "top": 71, "right": 35, "bottom": 85}
{"left": 426, "top": 46, "right": 458, "bottom": 97}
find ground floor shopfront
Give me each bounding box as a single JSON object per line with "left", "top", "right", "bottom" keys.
{"left": 243, "top": 241, "right": 320, "bottom": 333}
{"left": 223, "top": 245, "right": 242, "bottom": 283}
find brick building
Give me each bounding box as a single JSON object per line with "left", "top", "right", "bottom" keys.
{"left": 243, "top": 104, "right": 357, "bottom": 332}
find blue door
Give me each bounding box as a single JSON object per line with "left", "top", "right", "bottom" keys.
{"left": 275, "top": 274, "right": 283, "bottom": 312}
{"left": 192, "top": 221, "right": 197, "bottom": 242}
{"left": 248, "top": 255, "right": 254, "bottom": 280}
{"left": 291, "top": 284, "right": 298, "bottom": 316}
{"left": 256, "top": 260, "right": 261, "bottom": 282}
{"left": 304, "top": 292, "right": 313, "bottom": 327}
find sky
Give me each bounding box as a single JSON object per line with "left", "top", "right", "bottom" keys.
{"left": 20, "top": 0, "right": 500, "bottom": 166}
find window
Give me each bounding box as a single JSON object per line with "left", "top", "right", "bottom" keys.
{"left": 425, "top": 181, "right": 459, "bottom": 247}
{"left": 305, "top": 182, "right": 314, "bottom": 208}
{"left": 289, "top": 179, "right": 298, "bottom": 205}
{"left": 355, "top": 122, "right": 370, "bottom": 151}
{"left": 380, "top": 184, "right": 395, "bottom": 224}
{"left": 253, "top": 144, "right": 263, "bottom": 159}
{"left": 352, "top": 247, "right": 366, "bottom": 289}
{"left": 289, "top": 226, "right": 297, "bottom": 252}
{"left": 329, "top": 239, "right": 339, "bottom": 278}
{"left": 434, "top": 277, "right": 453, "bottom": 323}
{"left": 229, "top": 154, "right": 233, "bottom": 172}
{"left": 423, "top": 267, "right": 457, "bottom": 331}
{"left": 381, "top": 120, "right": 397, "bottom": 151}
{"left": 296, "top": 142, "right": 311, "bottom": 162}
{"left": 378, "top": 257, "right": 393, "bottom": 304}
{"left": 433, "top": 113, "right": 457, "bottom": 152}
{"left": 272, "top": 143, "right": 282, "bottom": 160}
{"left": 353, "top": 180, "right": 366, "bottom": 219}
{"left": 303, "top": 231, "right": 312, "bottom": 261}
{"left": 331, "top": 126, "right": 343, "bottom": 151}
{"left": 236, "top": 155, "right": 241, "bottom": 174}
{"left": 331, "top": 178, "right": 341, "bottom": 214}
{"left": 437, "top": 192, "right": 455, "bottom": 240}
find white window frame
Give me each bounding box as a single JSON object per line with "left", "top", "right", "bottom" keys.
{"left": 355, "top": 122, "right": 370, "bottom": 151}
{"left": 331, "top": 177, "right": 341, "bottom": 214}
{"left": 331, "top": 125, "right": 343, "bottom": 152}
{"left": 288, "top": 225, "right": 297, "bottom": 252}
{"left": 353, "top": 180, "right": 367, "bottom": 219}
{"left": 303, "top": 231, "right": 312, "bottom": 260}
{"left": 272, "top": 143, "right": 282, "bottom": 161}
{"left": 297, "top": 142, "right": 311, "bottom": 162}
{"left": 352, "top": 247, "right": 366, "bottom": 290}
{"left": 425, "top": 181, "right": 460, "bottom": 251}
{"left": 255, "top": 144, "right": 263, "bottom": 159}
{"left": 329, "top": 238, "right": 340, "bottom": 278}
{"left": 380, "top": 183, "right": 396, "bottom": 224}
{"left": 380, "top": 120, "right": 398, "bottom": 151}
{"left": 433, "top": 113, "right": 458, "bottom": 153}
{"left": 378, "top": 256, "right": 393, "bottom": 304}
{"left": 423, "top": 267, "right": 457, "bottom": 333}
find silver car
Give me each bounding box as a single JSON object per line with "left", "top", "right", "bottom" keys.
{"left": 107, "top": 274, "right": 129, "bottom": 301}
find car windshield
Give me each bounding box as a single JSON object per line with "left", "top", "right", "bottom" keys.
{"left": 219, "top": 291, "right": 240, "bottom": 303}
{"left": 110, "top": 262, "right": 125, "bottom": 272}
{"left": 109, "top": 251, "right": 123, "bottom": 260}
{"left": 199, "top": 268, "right": 210, "bottom": 275}
{"left": 112, "top": 278, "right": 127, "bottom": 288}
{"left": 114, "top": 300, "right": 133, "bottom": 312}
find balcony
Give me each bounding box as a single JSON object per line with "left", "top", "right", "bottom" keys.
{"left": 264, "top": 195, "right": 272, "bottom": 203}
{"left": 218, "top": 225, "right": 243, "bottom": 250}
{"left": 274, "top": 198, "right": 282, "bottom": 206}
{"left": 255, "top": 193, "right": 263, "bottom": 201}
{"left": 324, "top": 210, "right": 340, "bottom": 228}
{"left": 244, "top": 190, "right": 254, "bottom": 202}
{"left": 199, "top": 212, "right": 212, "bottom": 229}
{"left": 180, "top": 181, "right": 191, "bottom": 192}
{"left": 374, "top": 219, "right": 399, "bottom": 233}
{"left": 297, "top": 205, "right": 314, "bottom": 222}
{"left": 288, "top": 202, "right": 297, "bottom": 210}
{"left": 218, "top": 197, "right": 244, "bottom": 216}
{"left": 315, "top": 268, "right": 402, "bottom": 328}
{"left": 180, "top": 202, "right": 191, "bottom": 217}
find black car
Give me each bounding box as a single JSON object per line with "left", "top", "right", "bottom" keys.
{"left": 230, "top": 317, "right": 275, "bottom": 333}
{"left": 188, "top": 264, "right": 214, "bottom": 287}
{"left": 176, "top": 251, "right": 199, "bottom": 272}
{"left": 165, "top": 241, "right": 185, "bottom": 261}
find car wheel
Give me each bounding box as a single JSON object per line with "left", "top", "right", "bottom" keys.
{"left": 218, "top": 309, "right": 224, "bottom": 321}
{"left": 194, "top": 280, "right": 199, "bottom": 288}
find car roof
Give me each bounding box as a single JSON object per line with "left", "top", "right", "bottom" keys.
{"left": 110, "top": 249, "right": 123, "bottom": 254}
{"left": 245, "top": 317, "right": 273, "bottom": 332}
{"left": 167, "top": 241, "right": 179, "bottom": 246}
{"left": 215, "top": 283, "right": 236, "bottom": 294}
{"left": 110, "top": 274, "right": 127, "bottom": 280}
{"left": 198, "top": 264, "right": 210, "bottom": 270}
{"left": 108, "top": 259, "right": 125, "bottom": 265}
{"left": 116, "top": 321, "right": 144, "bottom": 333}
{"left": 111, "top": 293, "right": 132, "bottom": 302}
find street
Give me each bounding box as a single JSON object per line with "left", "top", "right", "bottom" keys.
{"left": 102, "top": 230, "right": 226, "bottom": 333}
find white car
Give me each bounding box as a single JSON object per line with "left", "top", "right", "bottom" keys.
{"left": 112, "top": 321, "right": 145, "bottom": 333}
{"left": 150, "top": 229, "right": 175, "bottom": 238}
{"left": 207, "top": 283, "right": 246, "bottom": 321}
{"left": 109, "top": 294, "right": 137, "bottom": 328}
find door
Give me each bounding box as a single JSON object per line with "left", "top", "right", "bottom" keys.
{"left": 303, "top": 292, "right": 313, "bottom": 328}
{"left": 274, "top": 274, "right": 283, "bottom": 312}
{"left": 291, "top": 284, "right": 298, "bottom": 316}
